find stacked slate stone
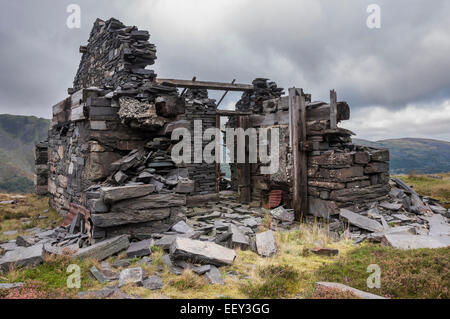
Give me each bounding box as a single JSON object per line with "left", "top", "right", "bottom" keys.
{"left": 179, "top": 89, "right": 218, "bottom": 194}
{"left": 236, "top": 78, "right": 284, "bottom": 113}
{"left": 35, "top": 142, "right": 49, "bottom": 196}
{"left": 308, "top": 143, "right": 391, "bottom": 219}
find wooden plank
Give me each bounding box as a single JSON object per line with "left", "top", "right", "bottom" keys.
{"left": 154, "top": 78, "right": 254, "bottom": 92}
{"left": 249, "top": 102, "right": 350, "bottom": 127}
{"left": 215, "top": 113, "right": 220, "bottom": 193}
{"left": 290, "top": 89, "right": 308, "bottom": 220}
{"left": 216, "top": 110, "right": 253, "bottom": 116}
{"left": 330, "top": 90, "right": 337, "bottom": 130}
{"left": 237, "top": 115, "right": 251, "bottom": 203}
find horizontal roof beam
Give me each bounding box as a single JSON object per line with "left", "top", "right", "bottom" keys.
{"left": 154, "top": 78, "right": 254, "bottom": 92}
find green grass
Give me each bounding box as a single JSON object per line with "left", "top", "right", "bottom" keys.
{"left": 397, "top": 172, "right": 450, "bottom": 208}
{"left": 313, "top": 244, "right": 450, "bottom": 299}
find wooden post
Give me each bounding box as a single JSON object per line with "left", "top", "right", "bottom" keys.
{"left": 237, "top": 115, "right": 251, "bottom": 203}
{"left": 215, "top": 113, "right": 220, "bottom": 193}
{"left": 290, "top": 88, "right": 308, "bottom": 220}
{"left": 330, "top": 89, "right": 337, "bottom": 130}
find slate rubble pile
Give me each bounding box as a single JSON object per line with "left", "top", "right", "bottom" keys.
{"left": 321, "top": 177, "right": 450, "bottom": 249}
{"left": 236, "top": 78, "right": 285, "bottom": 113}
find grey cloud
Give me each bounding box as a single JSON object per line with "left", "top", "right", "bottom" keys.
{"left": 0, "top": 0, "right": 449, "bottom": 141}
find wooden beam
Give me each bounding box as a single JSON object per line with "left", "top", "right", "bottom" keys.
{"left": 154, "top": 78, "right": 254, "bottom": 92}
{"left": 180, "top": 77, "right": 196, "bottom": 97}
{"left": 249, "top": 102, "right": 350, "bottom": 127}
{"left": 237, "top": 115, "right": 251, "bottom": 203}
{"left": 216, "top": 110, "right": 253, "bottom": 116}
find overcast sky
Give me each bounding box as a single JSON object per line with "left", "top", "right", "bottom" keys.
{"left": 0, "top": 0, "right": 449, "bottom": 141}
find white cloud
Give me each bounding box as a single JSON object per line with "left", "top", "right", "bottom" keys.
{"left": 342, "top": 99, "right": 450, "bottom": 141}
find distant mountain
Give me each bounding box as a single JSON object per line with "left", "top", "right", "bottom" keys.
{"left": 0, "top": 114, "right": 50, "bottom": 193}
{"left": 353, "top": 138, "right": 450, "bottom": 174}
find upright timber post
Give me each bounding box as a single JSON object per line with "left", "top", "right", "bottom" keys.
{"left": 290, "top": 88, "right": 308, "bottom": 220}
{"left": 237, "top": 115, "right": 251, "bottom": 203}
{"left": 330, "top": 89, "right": 337, "bottom": 130}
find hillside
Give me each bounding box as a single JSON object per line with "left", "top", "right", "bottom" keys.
{"left": 353, "top": 138, "right": 450, "bottom": 174}
{"left": 0, "top": 114, "right": 50, "bottom": 193}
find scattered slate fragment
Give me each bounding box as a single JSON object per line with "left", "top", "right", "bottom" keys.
{"left": 204, "top": 265, "right": 224, "bottom": 285}
{"left": 170, "top": 237, "right": 236, "bottom": 266}
{"left": 171, "top": 221, "right": 194, "bottom": 234}
{"left": 340, "top": 209, "right": 384, "bottom": 233}
{"left": 118, "top": 267, "right": 143, "bottom": 287}
{"left": 127, "top": 239, "right": 153, "bottom": 258}
{"left": 314, "top": 282, "right": 385, "bottom": 299}
{"left": 0, "top": 244, "right": 44, "bottom": 271}
{"left": 255, "top": 230, "right": 277, "bottom": 257}
{"left": 0, "top": 283, "right": 24, "bottom": 290}
{"left": 162, "top": 254, "right": 183, "bottom": 275}
{"left": 143, "top": 275, "right": 163, "bottom": 290}
{"left": 90, "top": 266, "right": 108, "bottom": 284}
{"left": 192, "top": 265, "right": 211, "bottom": 275}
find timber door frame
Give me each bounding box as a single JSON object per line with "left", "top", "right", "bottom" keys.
{"left": 289, "top": 88, "right": 308, "bottom": 220}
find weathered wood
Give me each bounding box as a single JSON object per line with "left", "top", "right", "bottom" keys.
{"left": 92, "top": 208, "right": 171, "bottom": 227}
{"left": 249, "top": 102, "right": 350, "bottom": 127}
{"left": 74, "top": 235, "right": 130, "bottom": 261}
{"left": 291, "top": 89, "right": 308, "bottom": 220}
{"left": 237, "top": 115, "right": 251, "bottom": 203}
{"left": 216, "top": 110, "right": 253, "bottom": 116}
{"left": 330, "top": 90, "right": 337, "bottom": 130}
{"left": 154, "top": 78, "right": 254, "bottom": 92}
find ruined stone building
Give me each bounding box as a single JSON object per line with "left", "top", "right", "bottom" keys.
{"left": 35, "top": 18, "right": 390, "bottom": 242}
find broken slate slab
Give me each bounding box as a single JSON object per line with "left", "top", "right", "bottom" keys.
{"left": 16, "top": 236, "right": 35, "bottom": 248}
{"left": 118, "top": 267, "right": 143, "bottom": 288}
{"left": 424, "top": 214, "right": 450, "bottom": 237}
{"left": 255, "top": 230, "right": 277, "bottom": 257}
{"left": 383, "top": 234, "right": 450, "bottom": 250}
{"left": 170, "top": 238, "right": 236, "bottom": 266}
{"left": 204, "top": 265, "right": 224, "bottom": 285}
{"left": 126, "top": 239, "right": 153, "bottom": 258}
{"left": 75, "top": 235, "right": 130, "bottom": 261}
{"left": 162, "top": 254, "right": 183, "bottom": 275}
{"left": 2, "top": 230, "right": 18, "bottom": 236}
{"left": 171, "top": 221, "right": 194, "bottom": 234}
{"left": 143, "top": 275, "right": 163, "bottom": 290}
{"left": 192, "top": 265, "right": 211, "bottom": 275}
{"left": 270, "top": 207, "right": 295, "bottom": 223}
{"left": 314, "top": 282, "right": 385, "bottom": 299}
{"left": 380, "top": 202, "right": 403, "bottom": 211}
{"left": 90, "top": 266, "right": 108, "bottom": 284}
{"left": 0, "top": 244, "right": 44, "bottom": 272}
{"left": 228, "top": 224, "right": 250, "bottom": 249}
{"left": 340, "top": 209, "right": 384, "bottom": 233}
{"left": 101, "top": 184, "right": 156, "bottom": 204}
{"left": 153, "top": 235, "right": 178, "bottom": 251}
{"left": 0, "top": 283, "right": 24, "bottom": 290}
{"left": 197, "top": 211, "right": 222, "bottom": 221}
